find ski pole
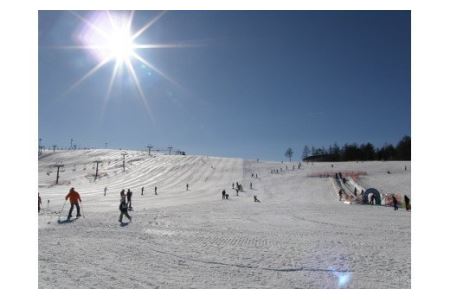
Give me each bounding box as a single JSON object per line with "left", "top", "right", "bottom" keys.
{"left": 58, "top": 200, "right": 67, "bottom": 221}
{"left": 80, "top": 201, "right": 85, "bottom": 218}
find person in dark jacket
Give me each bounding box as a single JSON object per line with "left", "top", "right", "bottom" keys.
{"left": 126, "top": 189, "right": 133, "bottom": 210}
{"left": 393, "top": 195, "right": 399, "bottom": 210}
{"left": 119, "top": 196, "right": 131, "bottom": 223}
{"left": 141, "top": 187, "right": 144, "bottom": 196}
{"left": 38, "top": 193, "right": 42, "bottom": 213}
{"left": 222, "top": 190, "right": 226, "bottom": 200}
{"left": 404, "top": 195, "right": 411, "bottom": 211}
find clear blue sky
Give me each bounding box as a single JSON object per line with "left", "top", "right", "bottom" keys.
{"left": 39, "top": 10, "right": 410, "bottom": 161}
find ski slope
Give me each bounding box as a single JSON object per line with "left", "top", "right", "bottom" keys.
{"left": 38, "top": 150, "right": 411, "bottom": 288}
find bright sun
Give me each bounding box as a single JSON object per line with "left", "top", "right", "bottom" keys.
{"left": 62, "top": 11, "right": 198, "bottom": 117}
{"left": 107, "top": 28, "right": 135, "bottom": 63}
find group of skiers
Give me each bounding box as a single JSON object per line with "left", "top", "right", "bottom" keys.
{"left": 220, "top": 179, "right": 260, "bottom": 203}
{"left": 104, "top": 186, "right": 158, "bottom": 197}
{"left": 40, "top": 181, "right": 195, "bottom": 223}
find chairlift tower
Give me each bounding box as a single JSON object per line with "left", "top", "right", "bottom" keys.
{"left": 93, "top": 160, "right": 102, "bottom": 181}
{"left": 53, "top": 163, "right": 64, "bottom": 184}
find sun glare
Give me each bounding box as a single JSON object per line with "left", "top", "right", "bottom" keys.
{"left": 61, "top": 11, "right": 200, "bottom": 118}
{"left": 107, "top": 28, "right": 135, "bottom": 63}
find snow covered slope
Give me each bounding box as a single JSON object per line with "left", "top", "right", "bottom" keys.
{"left": 38, "top": 150, "right": 410, "bottom": 288}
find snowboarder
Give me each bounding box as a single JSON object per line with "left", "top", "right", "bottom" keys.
{"left": 65, "top": 187, "right": 82, "bottom": 220}
{"left": 38, "top": 193, "right": 42, "bottom": 213}
{"left": 119, "top": 195, "right": 132, "bottom": 224}
{"left": 126, "top": 189, "right": 133, "bottom": 210}
{"left": 141, "top": 187, "right": 144, "bottom": 196}
{"left": 392, "top": 195, "right": 398, "bottom": 210}
{"left": 154, "top": 186, "right": 158, "bottom": 195}
{"left": 186, "top": 183, "right": 189, "bottom": 191}
{"left": 104, "top": 187, "right": 107, "bottom": 196}
{"left": 250, "top": 182, "right": 253, "bottom": 190}
{"left": 222, "top": 190, "right": 226, "bottom": 199}
{"left": 254, "top": 195, "right": 260, "bottom": 203}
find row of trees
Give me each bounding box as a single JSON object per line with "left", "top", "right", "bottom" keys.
{"left": 284, "top": 136, "right": 411, "bottom": 162}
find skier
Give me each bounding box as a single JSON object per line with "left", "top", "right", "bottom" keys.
{"left": 256, "top": 174, "right": 258, "bottom": 179}
{"left": 65, "top": 187, "right": 82, "bottom": 220}
{"left": 254, "top": 195, "right": 260, "bottom": 203}
{"left": 154, "top": 186, "right": 158, "bottom": 195}
{"left": 251, "top": 173, "right": 254, "bottom": 178}
{"left": 354, "top": 188, "right": 357, "bottom": 196}
{"left": 392, "top": 195, "right": 398, "bottom": 210}
{"left": 232, "top": 183, "right": 235, "bottom": 189}
{"left": 338, "top": 189, "right": 343, "bottom": 200}
{"left": 250, "top": 182, "right": 253, "bottom": 190}
{"left": 225, "top": 193, "right": 229, "bottom": 200}
{"left": 186, "top": 183, "right": 189, "bottom": 191}
{"left": 38, "top": 193, "right": 42, "bottom": 213}
{"left": 126, "top": 189, "right": 133, "bottom": 210}
{"left": 104, "top": 187, "right": 107, "bottom": 196}
{"left": 236, "top": 188, "right": 239, "bottom": 196}
{"left": 119, "top": 195, "right": 132, "bottom": 224}
{"left": 222, "top": 190, "right": 226, "bottom": 200}
{"left": 141, "top": 187, "right": 144, "bottom": 196}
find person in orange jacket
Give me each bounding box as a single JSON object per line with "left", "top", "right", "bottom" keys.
{"left": 65, "top": 187, "right": 82, "bottom": 220}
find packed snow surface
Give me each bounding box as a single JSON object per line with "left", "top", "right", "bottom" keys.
{"left": 38, "top": 150, "right": 410, "bottom": 288}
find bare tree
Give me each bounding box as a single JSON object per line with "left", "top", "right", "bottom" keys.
{"left": 285, "top": 147, "right": 294, "bottom": 162}
{"left": 302, "top": 145, "right": 310, "bottom": 160}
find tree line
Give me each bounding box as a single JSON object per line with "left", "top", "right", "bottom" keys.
{"left": 284, "top": 136, "right": 411, "bottom": 162}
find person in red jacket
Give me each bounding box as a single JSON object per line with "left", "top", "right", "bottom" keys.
{"left": 65, "top": 187, "right": 82, "bottom": 220}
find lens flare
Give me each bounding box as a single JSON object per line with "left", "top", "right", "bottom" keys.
{"left": 56, "top": 11, "right": 201, "bottom": 117}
